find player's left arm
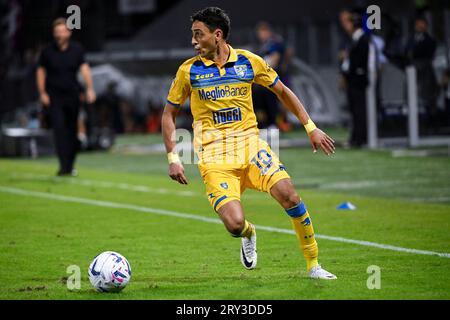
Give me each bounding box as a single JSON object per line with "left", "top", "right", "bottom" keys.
{"left": 271, "top": 80, "right": 335, "bottom": 155}
{"left": 80, "top": 63, "right": 96, "bottom": 104}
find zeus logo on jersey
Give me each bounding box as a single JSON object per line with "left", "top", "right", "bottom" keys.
{"left": 212, "top": 107, "right": 242, "bottom": 125}
{"left": 198, "top": 85, "right": 248, "bottom": 101}
{"left": 195, "top": 73, "right": 214, "bottom": 80}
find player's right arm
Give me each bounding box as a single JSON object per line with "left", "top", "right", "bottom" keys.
{"left": 36, "top": 48, "right": 50, "bottom": 107}
{"left": 36, "top": 66, "right": 50, "bottom": 107}
{"left": 161, "top": 62, "right": 191, "bottom": 185}
{"left": 162, "top": 103, "right": 188, "bottom": 185}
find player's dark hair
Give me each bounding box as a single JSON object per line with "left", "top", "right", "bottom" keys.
{"left": 351, "top": 8, "right": 364, "bottom": 29}
{"left": 191, "top": 7, "right": 231, "bottom": 40}
{"left": 256, "top": 21, "right": 272, "bottom": 32}
{"left": 414, "top": 14, "right": 429, "bottom": 25}
{"left": 52, "top": 17, "right": 67, "bottom": 29}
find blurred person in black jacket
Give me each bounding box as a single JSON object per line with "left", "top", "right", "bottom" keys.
{"left": 442, "top": 69, "right": 450, "bottom": 123}
{"left": 405, "top": 15, "right": 438, "bottom": 127}
{"left": 340, "top": 9, "right": 376, "bottom": 148}
{"left": 253, "top": 22, "right": 289, "bottom": 130}
{"left": 36, "top": 18, "right": 96, "bottom": 176}
{"left": 95, "top": 81, "right": 124, "bottom": 134}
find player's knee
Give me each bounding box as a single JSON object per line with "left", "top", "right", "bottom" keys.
{"left": 280, "top": 192, "right": 300, "bottom": 209}
{"left": 288, "top": 193, "right": 301, "bottom": 208}
{"left": 226, "top": 219, "right": 245, "bottom": 237}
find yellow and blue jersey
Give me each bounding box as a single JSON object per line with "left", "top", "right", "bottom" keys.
{"left": 167, "top": 46, "right": 290, "bottom": 212}
{"left": 167, "top": 45, "right": 279, "bottom": 151}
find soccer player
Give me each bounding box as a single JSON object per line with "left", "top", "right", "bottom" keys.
{"left": 162, "top": 7, "right": 337, "bottom": 279}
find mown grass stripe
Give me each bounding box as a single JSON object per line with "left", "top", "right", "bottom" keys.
{"left": 1, "top": 185, "right": 449, "bottom": 259}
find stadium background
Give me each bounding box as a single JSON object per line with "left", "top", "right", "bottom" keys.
{"left": 0, "top": 0, "right": 449, "bottom": 300}
{"left": 2, "top": 0, "right": 450, "bottom": 145}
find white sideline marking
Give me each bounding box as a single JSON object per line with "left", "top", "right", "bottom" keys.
{"left": 411, "top": 196, "right": 450, "bottom": 202}
{"left": 8, "top": 172, "right": 266, "bottom": 199}
{"left": 9, "top": 172, "right": 197, "bottom": 197}
{"left": 319, "top": 180, "right": 396, "bottom": 190}
{"left": 1, "top": 186, "right": 449, "bottom": 259}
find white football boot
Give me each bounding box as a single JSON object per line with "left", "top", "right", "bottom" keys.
{"left": 240, "top": 225, "right": 257, "bottom": 270}
{"left": 309, "top": 265, "right": 337, "bottom": 280}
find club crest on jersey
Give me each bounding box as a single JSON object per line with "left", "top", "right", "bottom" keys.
{"left": 220, "top": 182, "right": 229, "bottom": 190}
{"left": 234, "top": 65, "right": 247, "bottom": 78}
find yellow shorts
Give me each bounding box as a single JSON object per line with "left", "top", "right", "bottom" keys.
{"left": 198, "top": 138, "right": 290, "bottom": 212}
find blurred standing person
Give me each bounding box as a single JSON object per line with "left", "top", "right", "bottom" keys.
{"left": 337, "top": 8, "right": 353, "bottom": 114}
{"left": 253, "top": 22, "right": 289, "bottom": 129}
{"left": 256, "top": 21, "right": 291, "bottom": 86}
{"left": 338, "top": 9, "right": 353, "bottom": 76}
{"left": 146, "top": 101, "right": 162, "bottom": 133}
{"left": 96, "top": 81, "right": 124, "bottom": 134}
{"left": 405, "top": 16, "right": 438, "bottom": 127}
{"left": 366, "top": 28, "right": 387, "bottom": 122}
{"left": 441, "top": 69, "right": 450, "bottom": 123}
{"left": 36, "top": 18, "right": 96, "bottom": 176}
{"left": 340, "top": 9, "right": 376, "bottom": 148}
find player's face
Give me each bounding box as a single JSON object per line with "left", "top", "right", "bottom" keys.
{"left": 415, "top": 20, "right": 427, "bottom": 33}
{"left": 191, "top": 21, "right": 218, "bottom": 59}
{"left": 339, "top": 11, "right": 353, "bottom": 35}
{"left": 53, "top": 24, "right": 72, "bottom": 46}
{"left": 257, "top": 27, "right": 270, "bottom": 43}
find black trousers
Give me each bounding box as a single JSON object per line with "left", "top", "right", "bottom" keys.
{"left": 347, "top": 85, "right": 367, "bottom": 147}
{"left": 49, "top": 95, "right": 80, "bottom": 173}
{"left": 252, "top": 85, "right": 279, "bottom": 127}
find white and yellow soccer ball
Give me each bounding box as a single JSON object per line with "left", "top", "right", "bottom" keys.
{"left": 88, "top": 251, "right": 131, "bottom": 292}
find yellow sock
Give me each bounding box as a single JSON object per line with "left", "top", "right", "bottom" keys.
{"left": 240, "top": 220, "right": 255, "bottom": 239}
{"left": 286, "top": 203, "right": 319, "bottom": 271}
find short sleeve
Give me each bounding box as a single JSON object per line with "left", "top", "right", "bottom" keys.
{"left": 251, "top": 53, "right": 279, "bottom": 88}
{"left": 166, "top": 65, "right": 191, "bottom": 107}
{"left": 37, "top": 48, "right": 49, "bottom": 69}
{"left": 78, "top": 45, "right": 86, "bottom": 67}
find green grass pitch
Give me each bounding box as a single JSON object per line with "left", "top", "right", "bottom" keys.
{"left": 0, "top": 132, "right": 449, "bottom": 299}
